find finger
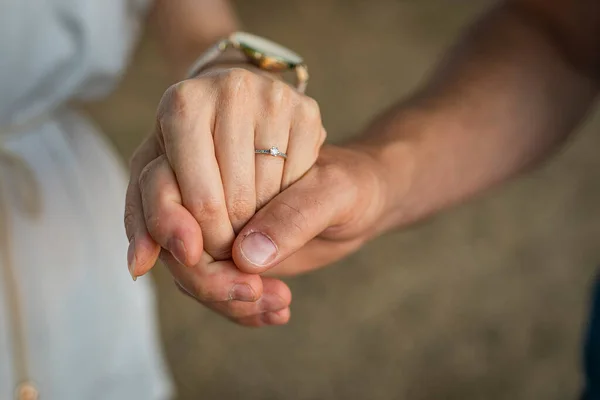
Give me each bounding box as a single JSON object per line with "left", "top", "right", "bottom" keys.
{"left": 213, "top": 277, "right": 291, "bottom": 320}
{"left": 235, "top": 307, "right": 291, "bottom": 328}
{"left": 124, "top": 137, "right": 162, "bottom": 281}
{"left": 263, "top": 236, "right": 364, "bottom": 277}
{"left": 254, "top": 79, "right": 293, "bottom": 209}
{"left": 158, "top": 80, "right": 234, "bottom": 260}
{"left": 163, "top": 251, "right": 292, "bottom": 323}
{"left": 213, "top": 84, "right": 256, "bottom": 233}
{"left": 162, "top": 250, "right": 263, "bottom": 303}
{"left": 231, "top": 277, "right": 292, "bottom": 327}
{"left": 139, "top": 154, "right": 203, "bottom": 269}
{"left": 176, "top": 278, "right": 291, "bottom": 323}
{"left": 281, "top": 98, "right": 326, "bottom": 190}
{"left": 232, "top": 158, "right": 356, "bottom": 274}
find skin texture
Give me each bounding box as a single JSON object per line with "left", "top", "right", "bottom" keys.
{"left": 126, "top": 0, "right": 600, "bottom": 326}
{"left": 125, "top": 0, "right": 325, "bottom": 326}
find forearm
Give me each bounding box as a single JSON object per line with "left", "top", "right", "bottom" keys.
{"left": 149, "top": 0, "right": 241, "bottom": 79}
{"left": 149, "top": 0, "right": 287, "bottom": 85}
{"left": 359, "top": 1, "right": 599, "bottom": 234}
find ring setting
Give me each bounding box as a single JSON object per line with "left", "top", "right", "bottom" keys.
{"left": 255, "top": 146, "right": 287, "bottom": 159}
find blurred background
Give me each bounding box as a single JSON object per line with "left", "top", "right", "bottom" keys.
{"left": 84, "top": 1, "right": 600, "bottom": 398}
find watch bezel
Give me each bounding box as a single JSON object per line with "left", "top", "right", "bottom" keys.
{"left": 187, "top": 32, "right": 309, "bottom": 93}
{"left": 229, "top": 32, "right": 304, "bottom": 73}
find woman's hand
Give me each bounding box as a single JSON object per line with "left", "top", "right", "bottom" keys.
{"left": 124, "top": 66, "right": 326, "bottom": 326}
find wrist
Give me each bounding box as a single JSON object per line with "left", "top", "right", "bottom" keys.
{"left": 345, "top": 110, "right": 430, "bottom": 235}
{"left": 316, "top": 137, "right": 406, "bottom": 242}
{"left": 343, "top": 141, "right": 413, "bottom": 237}
{"left": 190, "top": 49, "right": 284, "bottom": 82}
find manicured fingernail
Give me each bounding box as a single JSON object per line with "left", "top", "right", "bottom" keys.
{"left": 240, "top": 233, "right": 277, "bottom": 266}
{"left": 127, "top": 239, "right": 137, "bottom": 281}
{"left": 229, "top": 283, "right": 257, "bottom": 302}
{"left": 168, "top": 238, "right": 187, "bottom": 266}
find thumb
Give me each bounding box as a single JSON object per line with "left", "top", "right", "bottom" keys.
{"left": 232, "top": 162, "right": 354, "bottom": 274}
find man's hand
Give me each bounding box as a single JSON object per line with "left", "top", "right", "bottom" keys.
{"left": 126, "top": 0, "right": 600, "bottom": 328}
{"left": 231, "top": 144, "right": 391, "bottom": 276}
{"left": 125, "top": 140, "right": 390, "bottom": 326}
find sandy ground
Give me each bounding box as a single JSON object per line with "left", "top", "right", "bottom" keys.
{"left": 85, "top": 1, "right": 600, "bottom": 398}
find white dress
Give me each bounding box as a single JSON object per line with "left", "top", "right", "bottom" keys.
{"left": 0, "top": 0, "right": 173, "bottom": 399}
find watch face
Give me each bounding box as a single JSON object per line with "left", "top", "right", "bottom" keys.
{"left": 231, "top": 32, "right": 303, "bottom": 66}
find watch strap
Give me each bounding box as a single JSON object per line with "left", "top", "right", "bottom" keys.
{"left": 186, "top": 38, "right": 230, "bottom": 79}
{"left": 186, "top": 34, "right": 309, "bottom": 93}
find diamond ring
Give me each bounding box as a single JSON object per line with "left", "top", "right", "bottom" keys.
{"left": 255, "top": 146, "right": 287, "bottom": 159}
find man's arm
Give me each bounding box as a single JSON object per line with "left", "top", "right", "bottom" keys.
{"left": 231, "top": 0, "right": 600, "bottom": 276}
{"left": 362, "top": 0, "right": 600, "bottom": 234}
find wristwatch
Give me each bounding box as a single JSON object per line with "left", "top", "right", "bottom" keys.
{"left": 187, "top": 32, "right": 309, "bottom": 93}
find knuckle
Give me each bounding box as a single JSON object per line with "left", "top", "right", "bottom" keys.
{"left": 220, "top": 68, "right": 254, "bottom": 97}
{"left": 187, "top": 198, "right": 223, "bottom": 221}
{"left": 266, "top": 80, "right": 291, "bottom": 113}
{"left": 298, "top": 96, "right": 321, "bottom": 121}
{"left": 157, "top": 80, "right": 197, "bottom": 124}
{"left": 171, "top": 80, "right": 197, "bottom": 105}
{"left": 320, "top": 127, "right": 328, "bottom": 145}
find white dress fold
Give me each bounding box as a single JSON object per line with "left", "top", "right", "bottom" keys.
{"left": 0, "top": 1, "right": 173, "bottom": 398}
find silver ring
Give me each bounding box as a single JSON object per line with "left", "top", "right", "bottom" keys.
{"left": 255, "top": 146, "right": 287, "bottom": 159}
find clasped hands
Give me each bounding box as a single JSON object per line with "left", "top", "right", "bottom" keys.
{"left": 124, "top": 67, "right": 388, "bottom": 326}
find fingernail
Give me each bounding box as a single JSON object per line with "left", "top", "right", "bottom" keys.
{"left": 229, "top": 283, "right": 257, "bottom": 302}
{"left": 261, "top": 308, "right": 290, "bottom": 325}
{"left": 168, "top": 238, "right": 187, "bottom": 266}
{"left": 259, "top": 293, "right": 287, "bottom": 312}
{"left": 127, "top": 239, "right": 137, "bottom": 281}
{"left": 261, "top": 312, "right": 278, "bottom": 324}
{"left": 240, "top": 233, "right": 277, "bottom": 266}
